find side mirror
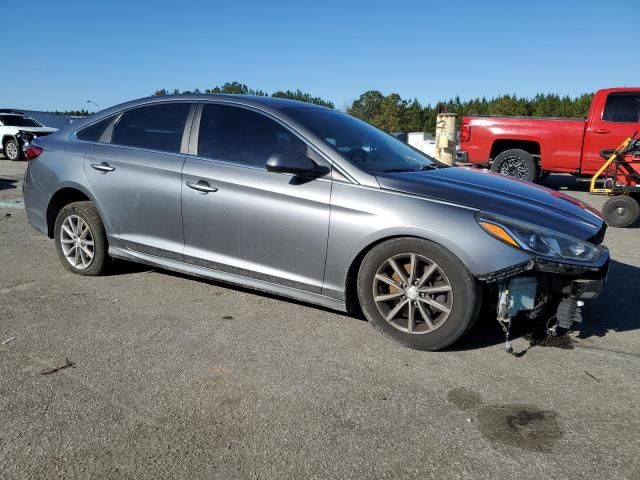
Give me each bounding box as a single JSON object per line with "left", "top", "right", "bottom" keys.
{"left": 265, "top": 151, "right": 328, "bottom": 177}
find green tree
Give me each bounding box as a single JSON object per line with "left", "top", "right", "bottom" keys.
{"left": 271, "top": 89, "right": 334, "bottom": 108}
{"left": 347, "top": 90, "right": 385, "bottom": 123}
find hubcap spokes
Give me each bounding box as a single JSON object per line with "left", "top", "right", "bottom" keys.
{"left": 60, "top": 215, "right": 94, "bottom": 270}
{"left": 498, "top": 157, "right": 528, "bottom": 180}
{"left": 6, "top": 143, "right": 18, "bottom": 159}
{"left": 372, "top": 253, "right": 453, "bottom": 334}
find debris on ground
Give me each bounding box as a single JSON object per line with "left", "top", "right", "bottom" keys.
{"left": 527, "top": 332, "right": 575, "bottom": 350}
{"left": 2, "top": 337, "right": 16, "bottom": 345}
{"left": 40, "top": 358, "right": 76, "bottom": 375}
{"left": 584, "top": 371, "right": 600, "bottom": 383}
{"left": 4, "top": 213, "right": 11, "bottom": 218}
{"left": 514, "top": 329, "right": 575, "bottom": 357}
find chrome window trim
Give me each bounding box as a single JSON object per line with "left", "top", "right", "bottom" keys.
{"left": 70, "top": 101, "right": 196, "bottom": 155}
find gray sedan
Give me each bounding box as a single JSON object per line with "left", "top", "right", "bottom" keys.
{"left": 22, "top": 95, "right": 609, "bottom": 350}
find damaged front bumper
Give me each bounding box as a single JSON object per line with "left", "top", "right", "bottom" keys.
{"left": 478, "top": 248, "right": 609, "bottom": 352}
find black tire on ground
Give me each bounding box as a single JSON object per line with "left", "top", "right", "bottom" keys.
{"left": 54, "top": 201, "right": 110, "bottom": 276}
{"left": 602, "top": 195, "right": 640, "bottom": 228}
{"left": 490, "top": 149, "right": 537, "bottom": 183}
{"left": 357, "top": 238, "right": 481, "bottom": 351}
{"left": 3, "top": 138, "right": 22, "bottom": 161}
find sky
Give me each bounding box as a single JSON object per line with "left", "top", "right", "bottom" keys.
{"left": 1, "top": 0, "right": 638, "bottom": 112}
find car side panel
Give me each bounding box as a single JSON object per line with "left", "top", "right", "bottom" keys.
{"left": 22, "top": 137, "right": 117, "bottom": 236}
{"left": 181, "top": 157, "right": 331, "bottom": 293}
{"left": 323, "top": 182, "right": 533, "bottom": 300}
{"left": 82, "top": 143, "right": 186, "bottom": 255}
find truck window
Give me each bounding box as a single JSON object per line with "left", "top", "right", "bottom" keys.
{"left": 602, "top": 92, "right": 640, "bottom": 123}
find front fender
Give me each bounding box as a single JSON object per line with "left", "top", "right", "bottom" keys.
{"left": 322, "top": 183, "right": 533, "bottom": 299}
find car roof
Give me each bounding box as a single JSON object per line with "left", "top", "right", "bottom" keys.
{"left": 64, "top": 94, "right": 333, "bottom": 136}
{"left": 145, "top": 94, "right": 329, "bottom": 110}
{"left": 98, "top": 94, "right": 330, "bottom": 118}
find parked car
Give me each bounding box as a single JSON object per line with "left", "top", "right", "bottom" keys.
{"left": 23, "top": 95, "right": 609, "bottom": 350}
{"left": 457, "top": 87, "right": 640, "bottom": 182}
{"left": 0, "top": 113, "right": 57, "bottom": 160}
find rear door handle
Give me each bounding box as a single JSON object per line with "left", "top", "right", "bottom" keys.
{"left": 186, "top": 180, "right": 218, "bottom": 193}
{"left": 594, "top": 128, "right": 611, "bottom": 134}
{"left": 91, "top": 162, "right": 115, "bottom": 172}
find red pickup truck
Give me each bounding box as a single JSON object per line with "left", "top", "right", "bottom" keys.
{"left": 457, "top": 87, "right": 640, "bottom": 182}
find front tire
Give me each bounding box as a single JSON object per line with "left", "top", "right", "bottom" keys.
{"left": 491, "top": 149, "right": 537, "bottom": 183}
{"left": 3, "top": 139, "right": 22, "bottom": 161}
{"left": 54, "top": 201, "right": 110, "bottom": 276}
{"left": 357, "top": 238, "right": 480, "bottom": 351}
{"left": 602, "top": 195, "right": 640, "bottom": 228}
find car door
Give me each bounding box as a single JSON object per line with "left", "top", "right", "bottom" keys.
{"left": 582, "top": 91, "right": 640, "bottom": 174}
{"left": 82, "top": 102, "right": 194, "bottom": 255}
{"left": 181, "top": 103, "right": 332, "bottom": 294}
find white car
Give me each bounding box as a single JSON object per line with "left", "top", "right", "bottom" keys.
{"left": 0, "top": 113, "right": 57, "bottom": 160}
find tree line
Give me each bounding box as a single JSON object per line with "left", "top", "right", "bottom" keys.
{"left": 153, "top": 81, "right": 335, "bottom": 109}
{"left": 48, "top": 109, "right": 91, "bottom": 116}
{"left": 346, "top": 91, "right": 594, "bottom": 133}
{"left": 155, "top": 82, "right": 594, "bottom": 134}
{"left": 55, "top": 82, "right": 596, "bottom": 132}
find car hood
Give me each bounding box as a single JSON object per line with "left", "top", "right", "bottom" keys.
{"left": 376, "top": 167, "right": 604, "bottom": 241}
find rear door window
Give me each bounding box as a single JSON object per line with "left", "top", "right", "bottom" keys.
{"left": 111, "top": 103, "right": 191, "bottom": 153}
{"left": 197, "top": 104, "right": 307, "bottom": 168}
{"left": 602, "top": 92, "right": 640, "bottom": 123}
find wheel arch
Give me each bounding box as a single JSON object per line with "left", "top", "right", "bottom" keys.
{"left": 46, "top": 186, "right": 94, "bottom": 238}
{"left": 490, "top": 139, "right": 540, "bottom": 160}
{"left": 344, "top": 233, "right": 472, "bottom": 314}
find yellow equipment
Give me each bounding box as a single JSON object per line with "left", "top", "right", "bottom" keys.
{"left": 589, "top": 132, "right": 637, "bottom": 194}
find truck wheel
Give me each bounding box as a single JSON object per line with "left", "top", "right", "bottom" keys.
{"left": 491, "top": 149, "right": 537, "bottom": 183}
{"left": 602, "top": 196, "right": 640, "bottom": 228}
{"left": 3, "top": 139, "right": 22, "bottom": 161}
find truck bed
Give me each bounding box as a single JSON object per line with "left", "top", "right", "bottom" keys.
{"left": 461, "top": 116, "right": 587, "bottom": 173}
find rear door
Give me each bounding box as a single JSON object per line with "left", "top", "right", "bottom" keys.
{"left": 82, "top": 102, "right": 194, "bottom": 255}
{"left": 582, "top": 91, "right": 640, "bottom": 174}
{"left": 181, "top": 103, "right": 332, "bottom": 294}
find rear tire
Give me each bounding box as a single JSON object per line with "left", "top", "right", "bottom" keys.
{"left": 54, "top": 201, "right": 110, "bottom": 276}
{"left": 3, "top": 138, "right": 22, "bottom": 161}
{"left": 491, "top": 149, "right": 537, "bottom": 183}
{"left": 357, "top": 238, "right": 480, "bottom": 351}
{"left": 602, "top": 195, "right": 640, "bottom": 228}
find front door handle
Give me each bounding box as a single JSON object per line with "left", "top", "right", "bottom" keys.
{"left": 186, "top": 180, "right": 218, "bottom": 193}
{"left": 594, "top": 128, "right": 611, "bottom": 134}
{"left": 91, "top": 162, "right": 115, "bottom": 172}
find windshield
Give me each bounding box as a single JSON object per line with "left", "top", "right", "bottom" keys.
{"left": 0, "top": 115, "right": 43, "bottom": 127}
{"left": 284, "top": 107, "right": 443, "bottom": 174}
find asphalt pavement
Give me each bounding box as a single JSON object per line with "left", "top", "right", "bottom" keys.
{"left": 1, "top": 159, "right": 639, "bottom": 479}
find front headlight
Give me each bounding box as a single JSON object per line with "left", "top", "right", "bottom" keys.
{"left": 476, "top": 212, "right": 602, "bottom": 262}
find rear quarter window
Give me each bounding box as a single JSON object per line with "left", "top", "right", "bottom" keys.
{"left": 76, "top": 115, "right": 117, "bottom": 142}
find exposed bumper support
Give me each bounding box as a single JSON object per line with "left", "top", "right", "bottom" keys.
{"left": 480, "top": 254, "right": 609, "bottom": 353}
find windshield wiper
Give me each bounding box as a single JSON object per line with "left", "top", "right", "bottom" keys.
{"left": 380, "top": 168, "right": 414, "bottom": 173}
{"left": 417, "top": 164, "right": 439, "bottom": 171}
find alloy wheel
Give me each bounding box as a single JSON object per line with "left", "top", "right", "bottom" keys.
{"left": 372, "top": 253, "right": 453, "bottom": 334}
{"left": 498, "top": 157, "right": 529, "bottom": 180}
{"left": 59, "top": 215, "right": 95, "bottom": 270}
{"left": 5, "top": 142, "right": 19, "bottom": 160}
